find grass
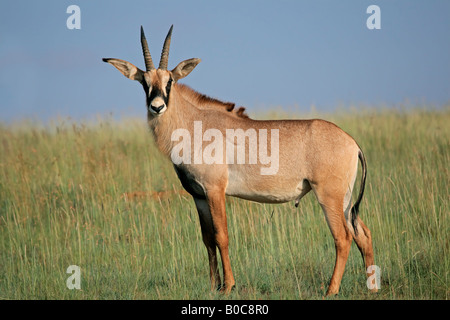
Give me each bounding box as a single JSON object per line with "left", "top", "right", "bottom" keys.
{"left": 0, "top": 107, "right": 448, "bottom": 299}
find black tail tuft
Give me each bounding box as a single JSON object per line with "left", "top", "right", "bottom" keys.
{"left": 351, "top": 149, "right": 367, "bottom": 236}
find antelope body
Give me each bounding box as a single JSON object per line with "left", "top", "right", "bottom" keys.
{"left": 103, "top": 26, "right": 376, "bottom": 296}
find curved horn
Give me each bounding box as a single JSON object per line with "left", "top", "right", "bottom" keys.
{"left": 140, "top": 26, "right": 155, "bottom": 71}
{"left": 159, "top": 25, "right": 173, "bottom": 70}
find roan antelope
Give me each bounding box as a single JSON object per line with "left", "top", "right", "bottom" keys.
{"left": 103, "top": 26, "right": 376, "bottom": 296}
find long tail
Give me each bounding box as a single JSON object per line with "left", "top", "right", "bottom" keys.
{"left": 351, "top": 149, "right": 367, "bottom": 235}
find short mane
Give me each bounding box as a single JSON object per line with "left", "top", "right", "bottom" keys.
{"left": 176, "top": 83, "right": 249, "bottom": 119}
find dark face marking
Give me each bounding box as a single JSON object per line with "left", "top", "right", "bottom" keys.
{"left": 143, "top": 74, "right": 173, "bottom": 110}
{"left": 148, "top": 85, "right": 165, "bottom": 106}
{"left": 165, "top": 77, "right": 173, "bottom": 99}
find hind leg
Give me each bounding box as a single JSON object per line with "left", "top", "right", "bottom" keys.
{"left": 343, "top": 189, "right": 377, "bottom": 292}
{"left": 313, "top": 184, "right": 353, "bottom": 296}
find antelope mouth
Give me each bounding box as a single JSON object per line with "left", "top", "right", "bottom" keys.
{"left": 148, "top": 106, "right": 167, "bottom": 116}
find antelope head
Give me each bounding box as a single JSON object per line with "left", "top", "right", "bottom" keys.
{"left": 103, "top": 25, "right": 201, "bottom": 116}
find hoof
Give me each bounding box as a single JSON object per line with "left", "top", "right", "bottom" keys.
{"left": 325, "top": 288, "right": 339, "bottom": 297}
{"left": 218, "top": 283, "right": 235, "bottom": 294}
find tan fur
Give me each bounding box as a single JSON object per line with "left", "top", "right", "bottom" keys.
{"left": 176, "top": 83, "right": 249, "bottom": 118}
{"left": 147, "top": 84, "right": 375, "bottom": 295}
{"left": 103, "top": 27, "right": 375, "bottom": 296}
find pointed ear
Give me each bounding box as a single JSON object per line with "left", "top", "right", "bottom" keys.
{"left": 171, "top": 58, "right": 201, "bottom": 81}
{"left": 102, "top": 58, "right": 144, "bottom": 82}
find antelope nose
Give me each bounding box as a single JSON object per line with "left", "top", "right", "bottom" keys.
{"left": 150, "top": 104, "right": 165, "bottom": 113}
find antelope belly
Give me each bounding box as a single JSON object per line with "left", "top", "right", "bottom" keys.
{"left": 225, "top": 172, "right": 304, "bottom": 204}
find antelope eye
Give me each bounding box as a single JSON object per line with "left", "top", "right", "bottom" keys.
{"left": 166, "top": 78, "right": 173, "bottom": 92}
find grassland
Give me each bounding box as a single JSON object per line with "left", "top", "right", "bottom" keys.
{"left": 0, "top": 107, "right": 448, "bottom": 300}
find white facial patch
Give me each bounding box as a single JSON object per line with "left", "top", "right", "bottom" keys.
{"left": 148, "top": 96, "right": 167, "bottom": 115}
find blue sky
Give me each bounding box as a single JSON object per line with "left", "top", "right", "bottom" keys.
{"left": 0, "top": 1, "right": 449, "bottom": 122}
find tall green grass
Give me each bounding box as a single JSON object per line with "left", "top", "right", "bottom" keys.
{"left": 0, "top": 108, "right": 448, "bottom": 299}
